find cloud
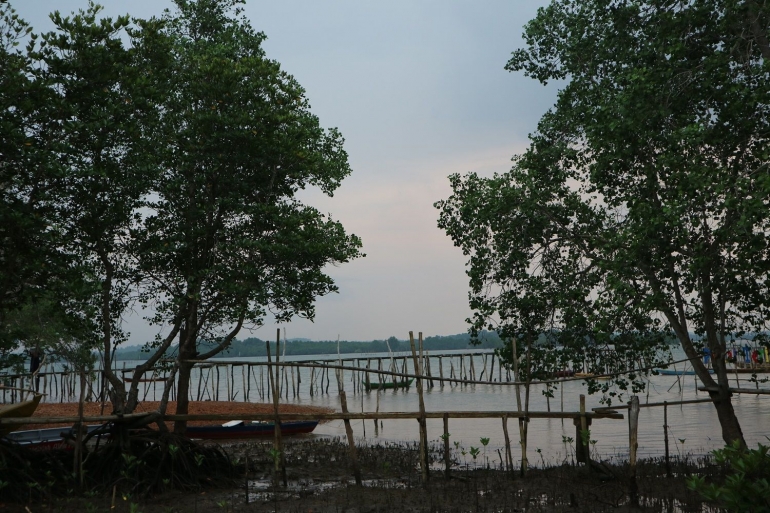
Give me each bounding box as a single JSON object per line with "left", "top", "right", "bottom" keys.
{"left": 12, "top": 0, "right": 558, "bottom": 343}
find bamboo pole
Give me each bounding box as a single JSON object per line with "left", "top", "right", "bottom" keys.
{"left": 663, "top": 401, "right": 671, "bottom": 478}
{"left": 196, "top": 367, "right": 203, "bottom": 402}
{"left": 593, "top": 397, "right": 713, "bottom": 410}
{"left": 336, "top": 368, "right": 362, "bottom": 485}
{"left": 443, "top": 413, "right": 451, "bottom": 479}
{"left": 259, "top": 365, "right": 264, "bottom": 400}
{"left": 266, "top": 332, "right": 286, "bottom": 487}
{"left": 226, "top": 364, "right": 232, "bottom": 401}
{"left": 1, "top": 410, "right": 623, "bottom": 427}
{"left": 502, "top": 414, "right": 513, "bottom": 475}
{"left": 578, "top": 394, "right": 589, "bottom": 465}
{"left": 512, "top": 338, "right": 526, "bottom": 476}
{"left": 628, "top": 396, "right": 640, "bottom": 506}
{"left": 409, "top": 331, "right": 429, "bottom": 485}
{"left": 215, "top": 366, "right": 220, "bottom": 402}
{"left": 241, "top": 365, "right": 247, "bottom": 402}
{"left": 522, "top": 338, "right": 532, "bottom": 474}
{"left": 74, "top": 371, "right": 86, "bottom": 487}
{"left": 698, "top": 386, "right": 770, "bottom": 395}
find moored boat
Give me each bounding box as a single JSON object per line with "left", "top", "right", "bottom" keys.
{"left": 3, "top": 424, "right": 103, "bottom": 450}
{"left": 363, "top": 378, "right": 414, "bottom": 391}
{"left": 185, "top": 420, "right": 318, "bottom": 440}
{"left": 0, "top": 394, "right": 42, "bottom": 437}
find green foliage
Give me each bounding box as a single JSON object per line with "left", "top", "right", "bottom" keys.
{"left": 268, "top": 448, "right": 281, "bottom": 465}
{"left": 0, "top": 2, "right": 67, "bottom": 369}
{"left": 113, "top": 331, "right": 502, "bottom": 360}
{"left": 688, "top": 442, "right": 770, "bottom": 513}
{"left": 436, "top": 0, "right": 770, "bottom": 438}
{"left": 0, "top": 0, "right": 361, "bottom": 414}
{"left": 128, "top": 1, "right": 363, "bottom": 415}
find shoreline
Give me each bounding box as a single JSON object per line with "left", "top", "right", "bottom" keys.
{"left": 26, "top": 401, "right": 334, "bottom": 430}
{"left": 0, "top": 436, "right": 723, "bottom": 512}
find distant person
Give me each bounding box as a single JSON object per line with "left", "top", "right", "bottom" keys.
{"left": 29, "top": 347, "right": 42, "bottom": 391}
{"left": 29, "top": 347, "right": 41, "bottom": 374}
{"left": 702, "top": 347, "right": 711, "bottom": 366}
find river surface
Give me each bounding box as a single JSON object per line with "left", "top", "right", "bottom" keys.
{"left": 193, "top": 347, "right": 769, "bottom": 465}
{"left": 307, "top": 359, "right": 766, "bottom": 466}
{"left": 37, "top": 346, "right": 770, "bottom": 466}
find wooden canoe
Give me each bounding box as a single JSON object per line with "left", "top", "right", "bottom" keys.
{"left": 0, "top": 395, "right": 42, "bottom": 437}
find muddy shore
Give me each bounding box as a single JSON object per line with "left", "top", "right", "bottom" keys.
{"left": 1, "top": 434, "right": 722, "bottom": 512}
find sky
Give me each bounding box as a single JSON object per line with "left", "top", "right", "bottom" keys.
{"left": 13, "top": 0, "right": 559, "bottom": 344}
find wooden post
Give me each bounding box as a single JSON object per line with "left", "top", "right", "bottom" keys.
{"left": 259, "top": 365, "right": 265, "bottom": 400}
{"left": 663, "top": 401, "right": 671, "bottom": 477}
{"left": 574, "top": 394, "right": 592, "bottom": 464}
{"left": 443, "top": 413, "right": 451, "bottom": 479}
{"left": 426, "top": 353, "right": 433, "bottom": 389}
{"left": 229, "top": 364, "right": 235, "bottom": 401}
{"left": 629, "top": 395, "right": 640, "bottom": 506}
{"left": 74, "top": 371, "right": 86, "bottom": 487}
{"left": 266, "top": 333, "right": 286, "bottom": 487}
{"left": 502, "top": 414, "right": 513, "bottom": 475}
{"left": 295, "top": 361, "right": 301, "bottom": 397}
{"left": 336, "top": 369, "right": 362, "bottom": 486}
{"left": 522, "top": 338, "right": 532, "bottom": 473}
{"left": 512, "top": 338, "right": 527, "bottom": 476}
{"left": 409, "top": 331, "right": 429, "bottom": 485}
{"left": 374, "top": 386, "right": 380, "bottom": 436}
{"left": 215, "top": 366, "right": 220, "bottom": 402}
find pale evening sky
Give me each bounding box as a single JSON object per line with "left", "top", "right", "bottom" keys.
{"left": 14, "top": 0, "right": 558, "bottom": 344}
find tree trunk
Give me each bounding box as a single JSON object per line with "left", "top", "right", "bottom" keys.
{"left": 173, "top": 358, "right": 194, "bottom": 435}
{"left": 708, "top": 385, "right": 745, "bottom": 446}
{"left": 173, "top": 314, "right": 197, "bottom": 434}
{"left": 709, "top": 351, "right": 745, "bottom": 447}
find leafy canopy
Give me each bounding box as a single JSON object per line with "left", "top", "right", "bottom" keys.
{"left": 436, "top": 0, "right": 770, "bottom": 413}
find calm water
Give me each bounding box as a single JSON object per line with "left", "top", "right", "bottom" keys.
{"left": 31, "top": 347, "right": 770, "bottom": 465}
{"left": 203, "top": 348, "right": 768, "bottom": 465}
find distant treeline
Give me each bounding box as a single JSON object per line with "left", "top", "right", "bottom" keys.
{"left": 114, "top": 332, "right": 503, "bottom": 361}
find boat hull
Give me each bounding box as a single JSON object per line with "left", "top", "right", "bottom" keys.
{"left": 3, "top": 424, "right": 103, "bottom": 450}
{"left": 364, "top": 379, "right": 414, "bottom": 391}
{"left": 0, "top": 395, "right": 42, "bottom": 437}
{"left": 185, "top": 420, "right": 319, "bottom": 440}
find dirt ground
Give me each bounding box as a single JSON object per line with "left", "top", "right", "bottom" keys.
{"left": 2, "top": 402, "right": 723, "bottom": 512}
{"left": 1, "top": 436, "right": 721, "bottom": 513}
